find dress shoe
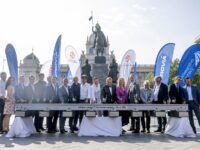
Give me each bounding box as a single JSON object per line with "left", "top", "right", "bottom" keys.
{"left": 132, "top": 130, "right": 140, "bottom": 133}
{"left": 47, "top": 130, "right": 56, "bottom": 133}
{"left": 128, "top": 127, "right": 135, "bottom": 131}
{"left": 53, "top": 129, "right": 59, "bottom": 132}
{"left": 141, "top": 130, "right": 146, "bottom": 133}
{"left": 154, "top": 129, "right": 162, "bottom": 132}
{"left": 122, "top": 129, "right": 126, "bottom": 134}
{"left": 147, "top": 129, "right": 150, "bottom": 133}
{"left": 73, "top": 126, "right": 79, "bottom": 131}
{"left": 36, "top": 129, "right": 41, "bottom": 133}
{"left": 161, "top": 128, "right": 165, "bottom": 134}
{"left": 2, "top": 130, "right": 8, "bottom": 134}
{"left": 40, "top": 127, "right": 45, "bottom": 131}
{"left": 60, "top": 130, "right": 65, "bottom": 134}
{"left": 70, "top": 130, "right": 74, "bottom": 133}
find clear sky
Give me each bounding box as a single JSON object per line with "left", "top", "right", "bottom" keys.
{"left": 0, "top": 0, "right": 200, "bottom": 73}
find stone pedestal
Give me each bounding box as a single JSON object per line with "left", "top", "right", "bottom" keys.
{"left": 93, "top": 63, "right": 108, "bottom": 87}
{"left": 95, "top": 56, "right": 106, "bottom": 64}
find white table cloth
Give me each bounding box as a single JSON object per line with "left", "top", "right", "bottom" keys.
{"left": 6, "top": 117, "right": 36, "bottom": 138}
{"left": 165, "top": 117, "right": 196, "bottom": 138}
{"left": 78, "top": 116, "right": 122, "bottom": 137}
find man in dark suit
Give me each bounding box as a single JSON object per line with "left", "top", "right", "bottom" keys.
{"left": 44, "top": 76, "right": 59, "bottom": 133}
{"left": 58, "top": 78, "right": 72, "bottom": 133}
{"left": 184, "top": 77, "right": 200, "bottom": 134}
{"left": 169, "top": 76, "right": 186, "bottom": 104}
{"left": 25, "top": 76, "right": 40, "bottom": 132}
{"left": 70, "top": 76, "right": 80, "bottom": 132}
{"left": 35, "top": 73, "right": 47, "bottom": 131}
{"left": 127, "top": 74, "right": 141, "bottom": 133}
{"left": 102, "top": 77, "right": 116, "bottom": 116}
{"left": 15, "top": 76, "right": 26, "bottom": 103}
{"left": 153, "top": 76, "right": 168, "bottom": 133}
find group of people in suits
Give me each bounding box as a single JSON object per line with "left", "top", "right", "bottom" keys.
{"left": 0, "top": 70, "right": 200, "bottom": 135}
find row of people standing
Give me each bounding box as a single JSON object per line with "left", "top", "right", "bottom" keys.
{"left": 1, "top": 71, "right": 200, "bottom": 135}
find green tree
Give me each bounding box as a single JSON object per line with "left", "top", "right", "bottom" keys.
{"left": 168, "top": 58, "right": 179, "bottom": 85}
{"left": 145, "top": 72, "right": 154, "bottom": 88}
{"left": 191, "top": 68, "right": 200, "bottom": 89}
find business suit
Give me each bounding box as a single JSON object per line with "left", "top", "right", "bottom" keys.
{"left": 101, "top": 84, "right": 116, "bottom": 116}
{"left": 15, "top": 83, "right": 26, "bottom": 103}
{"left": 58, "top": 85, "right": 72, "bottom": 132}
{"left": 35, "top": 80, "right": 47, "bottom": 131}
{"left": 140, "top": 88, "right": 153, "bottom": 132}
{"left": 127, "top": 81, "right": 141, "bottom": 132}
{"left": 184, "top": 85, "right": 200, "bottom": 134}
{"left": 45, "top": 84, "right": 59, "bottom": 132}
{"left": 153, "top": 83, "right": 168, "bottom": 132}
{"left": 25, "top": 84, "right": 40, "bottom": 131}
{"left": 168, "top": 83, "right": 186, "bottom": 117}
{"left": 169, "top": 83, "right": 186, "bottom": 104}
{"left": 70, "top": 83, "right": 80, "bottom": 130}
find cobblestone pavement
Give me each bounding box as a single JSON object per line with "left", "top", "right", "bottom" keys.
{"left": 0, "top": 117, "right": 200, "bottom": 150}
{"left": 1, "top": 128, "right": 200, "bottom": 150}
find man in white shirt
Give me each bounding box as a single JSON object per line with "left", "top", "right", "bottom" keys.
{"left": 153, "top": 76, "right": 168, "bottom": 133}
{"left": 0, "top": 72, "right": 7, "bottom": 133}
{"left": 79, "top": 75, "right": 90, "bottom": 124}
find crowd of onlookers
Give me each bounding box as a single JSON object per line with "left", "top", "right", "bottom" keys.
{"left": 0, "top": 71, "right": 200, "bottom": 135}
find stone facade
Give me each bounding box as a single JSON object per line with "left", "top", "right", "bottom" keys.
{"left": 19, "top": 52, "right": 154, "bottom": 86}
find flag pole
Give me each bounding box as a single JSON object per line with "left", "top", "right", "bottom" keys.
{"left": 91, "top": 11, "right": 94, "bottom": 27}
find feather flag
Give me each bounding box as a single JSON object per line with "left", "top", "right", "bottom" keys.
{"left": 51, "top": 35, "right": 62, "bottom": 81}
{"left": 5, "top": 44, "right": 18, "bottom": 83}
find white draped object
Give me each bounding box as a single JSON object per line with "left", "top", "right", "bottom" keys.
{"left": 65, "top": 45, "right": 80, "bottom": 78}
{"left": 165, "top": 117, "right": 196, "bottom": 138}
{"left": 78, "top": 117, "right": 122, "bottom": 137}
{"left": 119, "top": 50, "right": 136, "bottom": 85}
{"left": 6, "top": 117, "right": 36, "bottom": 138}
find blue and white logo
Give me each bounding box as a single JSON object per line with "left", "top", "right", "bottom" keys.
{"left": 194, "top": 51, "right": 200, "bottom": 67}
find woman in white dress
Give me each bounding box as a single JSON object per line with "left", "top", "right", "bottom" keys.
{"left": 2, "top": 77, "right": 15, "bottom": 133}
{"left": 90, "top": 77, "right": 102, "bottom": 116}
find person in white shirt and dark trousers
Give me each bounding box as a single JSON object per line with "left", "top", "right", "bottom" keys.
{"left": 90, "top": 77, "right": 101, "bottom": 116}
{"left": 153, "top": 76, "right": 168, "bottom": 133}
{"left": 79, "top": 75, "right": 90, "bottom": 124}
{"left": 184, "top": 77, "right": 200, "bottom": 134}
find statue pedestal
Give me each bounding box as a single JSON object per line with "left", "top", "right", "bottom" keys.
{"left": 93, "top": 63, "right": 108, "bottom": 87}
{"left": 95, "top": 56, "right": 106, "bottom": 64}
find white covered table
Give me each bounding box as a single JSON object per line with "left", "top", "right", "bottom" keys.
{"left": 6, "top": 117, "right": 36, "bottom": 138}
{"left": 165, "top": 117, "right": 196, "bottom": 138}
{"left": 78, "top": 116, "right": 122, "bottom": 137}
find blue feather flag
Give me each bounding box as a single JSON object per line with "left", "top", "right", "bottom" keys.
{"left": 51, "top": 35, "right": 62, "bottom": 81}
{"left": 178, "top": 44, "right": 200, "bottom": 86}
{"left": 154, "top": 43, "right": 175, "bottom": 84}
{"left": 5, "top": 44, "right": 18, "bottom": 83}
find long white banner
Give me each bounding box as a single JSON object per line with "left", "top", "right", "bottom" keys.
{"left": 119, "top": 49, "right": 136, "bottom": 84}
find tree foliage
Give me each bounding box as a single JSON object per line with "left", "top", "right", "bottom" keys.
{"left": 168, "top": 58, "right": 179, "bottom": 85}
{"left": 145, "top": 72, "right": 154, "bottom": 88}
